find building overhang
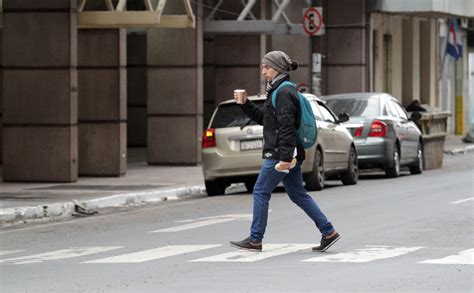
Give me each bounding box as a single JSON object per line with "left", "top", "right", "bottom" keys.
{"left": 369, "top": 0, "right": 474, "bottom": 18}
{"left": 0, "top": 0, "right": 196, "bottom": 29}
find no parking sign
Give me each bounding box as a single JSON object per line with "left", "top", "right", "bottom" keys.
{"left": 302, "top": 7, "right": 324, "bottom": 36}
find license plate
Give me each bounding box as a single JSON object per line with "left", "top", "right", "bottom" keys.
{"left": 240, "top": 139, "right": 263, "bottom": 151}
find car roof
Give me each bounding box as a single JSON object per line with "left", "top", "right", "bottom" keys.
{"left": 322, "top": 92, "right": 392, "bottom": 100}
{"left": 217, "top": 93, "right": 323, "bottom": 106}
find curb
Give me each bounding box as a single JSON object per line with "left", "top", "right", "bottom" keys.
{"left": 0, "top": 185, "right": 207, "bottom": 227}
{"left": 444, "top": 145, "right": 474, "bottom": 155}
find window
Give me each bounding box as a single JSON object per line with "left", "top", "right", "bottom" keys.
{"left": 325, "top": 97, "right": 381, "bottom": 117}
{"left": 310, "top": 101, "right": 324, "bottom": 121}
{"left": 384, "top": 101, "right": 398, "bottom": 118}
{"left": 211, "top": 100, "right": 264, "bottom": 128}
{"left": 391, "top": 101, "right": 409, "bottom": 120}
{"left": 317, "top": 102, "right": 336, "bottom": 123}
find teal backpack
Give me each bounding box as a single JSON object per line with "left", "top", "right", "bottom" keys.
{"left": 271, "top": 81, "right": 317, "bottom": 149}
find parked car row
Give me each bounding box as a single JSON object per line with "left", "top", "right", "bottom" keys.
{"left": 201, "top": 92, "right": 423, "bottom": 196}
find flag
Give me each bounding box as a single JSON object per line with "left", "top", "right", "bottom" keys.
{"left": 446, "top": 19, "right": 463, "bottom": 60}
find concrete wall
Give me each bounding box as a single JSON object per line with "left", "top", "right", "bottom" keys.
{"left": 2, "top": 0, "right": 78, "bottom": 182}
{"left": 372, "top": 13, "right": 403, "bottom": 100}
{"left": 147, "top": 1, "right": 203, "bottom": 164}
{"left": 317, "top": 0, "right": 370, "bottom": 95}
{"left": 420, "top": 19, "right": 438, "bottom": 107}
{"left": 402, "top": 18, "right": 421, "bottom": 106}
{"left": 78, "top": 29, "right": 127, "bottom": 176}
{"left": 270, "top": 1, "right": 310, "bottom": 91}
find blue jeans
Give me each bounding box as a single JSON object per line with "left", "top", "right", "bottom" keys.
{"left": 250, "top": 159, "right": 335, "bottom": 242}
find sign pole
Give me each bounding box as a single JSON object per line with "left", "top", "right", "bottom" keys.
{"left": 308, "top": 0, "right": 322, "bottom": 96}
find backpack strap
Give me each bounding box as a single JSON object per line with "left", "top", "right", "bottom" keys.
{"left": 271, "top": 81, "right": 296, "bottom": 109}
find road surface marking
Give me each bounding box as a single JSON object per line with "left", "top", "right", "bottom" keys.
{"left": 419, "top": 249, "right": 474, "bottom": 265}
{"left": 451, "top": 197, "right": 474, "bottom": 204}
{"left": 0, "top": 247, "right": 123, "bottom": 264}
{"left": 191, "top": 244, "right": 314, "bottom": 262}
{"left": 0, "top": 250, "right": 24, "bottom": 257}
{"left": 148, "top": 213, "right": 253, "bottom": 233}
{"left": 302, "top": 246, "right": 424, "bottom": 263}
{"left": 83, "top": 245, "right": 221, "bottom": 263}
{"left": 149, "top": 218, "right": 237, "bottom": 232}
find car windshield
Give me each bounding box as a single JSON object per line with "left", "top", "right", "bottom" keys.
{"left": 210, "top": 100, "right": 265, "bottom": 128}
{"left": 325, "top": 96, "right": 380, "bottom": 118}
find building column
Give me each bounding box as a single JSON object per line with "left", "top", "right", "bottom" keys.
{"left": 2, "top": 0, "right": 78, "bottom": 182}
{"left": 420, "top": 19, "right": 438, "bottom": 107}
{"left": 402, "top": 18, "right": 421, "bottom": 106}
{"left": 147, "top": 2, "right": 203, "bottom": 164}
{"left": 316, "top": 0, "right": 369, "bottom": 95}
{"left": 78, "top": 29, "right": 127, "bottom": 176}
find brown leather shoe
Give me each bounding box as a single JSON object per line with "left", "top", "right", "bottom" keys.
{"left": 312, "top": 232, "right": 341, "bottom": 252}
{"left": 230, "top": 237, "right": 262, "bottom": 252}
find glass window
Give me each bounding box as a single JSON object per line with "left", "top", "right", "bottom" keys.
{"left": 210, "top": 100, "right": 264, "bottom": 128}
{"left": 384, "top": 101, "right": 397, "bottom": 117}
{"left": 317, "top": 102, "right": 336, "bottom": 123}
{"left": 310, "top": 101, "right": 324, "bottom": 121}
{"left": 325, "top": 96, "right": 380, "bottom": 117}
{"left": 391, "top": 101, "right": 409, "bottom": 120}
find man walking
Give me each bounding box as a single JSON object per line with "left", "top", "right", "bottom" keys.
{"left": 230, "top": 51, "right": 340, "bottom": 252}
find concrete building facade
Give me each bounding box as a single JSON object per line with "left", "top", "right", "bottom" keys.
{"left": 1, "top": 0, "right": 472, "bottom": 182}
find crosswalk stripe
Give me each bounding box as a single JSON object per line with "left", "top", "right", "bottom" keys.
{"left": 83, "top": 245, "right": 221, "bottom": 263}
{"left": 302, "top": 246, "right": 424, "bottom": 263}
{"left": 419, "top": 249, "right": 474, "bottom": 265}
{"left": 149, "top": 219, "right": 237, "bottom": 233}
{"left": 0, "top": 247, "right": 123, "bottom": 265}
{"left": 0, "top": 250, "right": 24, "bottom": 257}
{"left": 191, "top": 244, "right": 314, "bottom": 262}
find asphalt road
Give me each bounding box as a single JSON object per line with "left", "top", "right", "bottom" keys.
{"left": 1, "top": 154, "right": 473, "bottom": 292}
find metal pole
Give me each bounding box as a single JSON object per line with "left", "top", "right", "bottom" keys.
{"left": 309, "top": 0, "right": 322, "bottom": 95}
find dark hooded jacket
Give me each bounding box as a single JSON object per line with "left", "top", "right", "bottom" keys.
{"left": 241, "top": 76, "right": 305, "bottom": 162}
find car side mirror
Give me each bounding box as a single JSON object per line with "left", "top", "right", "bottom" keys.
{"left": 337, "top": 113, "right": 350, "bottom": 123}
{"left": 410, "top": 112, "right": 422, "bottom": 121}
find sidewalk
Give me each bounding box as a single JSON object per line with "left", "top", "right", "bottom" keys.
{"left": 1, "top": 135, "right": 473, "bottom": 227}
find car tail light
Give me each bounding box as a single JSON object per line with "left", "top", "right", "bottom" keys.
{"left": 202, "top": 128, "right": 216, "bottom": 148}
{"left": 368, "top": 120, "right": 387, "bottom": 137}
{"left": 354, "top": 127, "right": 363, "bottom": 137}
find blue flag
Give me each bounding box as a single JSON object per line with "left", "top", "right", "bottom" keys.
{"left": 446, "top": 19, "right": 463, "bottom": 60}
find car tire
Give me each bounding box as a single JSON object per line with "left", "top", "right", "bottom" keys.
{"left": 385, "top": 146, "right": 400, "bottom": 178}
{"left": 341, "top": 146, "right": 358, "bottom": 185}
{"left": 244, "top": 177, "right": 257, "bottom": 193}
{"left": 205, "top": 179, "right": 226, "bottom": 196}
{"left": 409, "top": 142, "right": 423, "bottom": 175}
{"left": 304, "top": 148, "right": 325, "bottom": 191}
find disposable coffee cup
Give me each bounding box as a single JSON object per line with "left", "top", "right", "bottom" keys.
{"left": 234, "top": 89, "right": 247, "bottom": 104}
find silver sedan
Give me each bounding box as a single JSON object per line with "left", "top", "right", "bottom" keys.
{"left": 323, "top": 92, "right": 423, "bottom": 178}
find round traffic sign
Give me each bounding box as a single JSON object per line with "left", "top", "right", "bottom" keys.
{"left": 303, "top": 7, "right": 323, "bottom": 36}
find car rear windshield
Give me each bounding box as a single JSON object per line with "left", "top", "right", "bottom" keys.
{"left": 210, "top": 100, "right": 265, "bottom": 128}
{"left": 325, "top": 97, "right": 380, "bottom": 118}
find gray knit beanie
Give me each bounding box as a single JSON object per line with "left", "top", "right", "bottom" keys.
{"left": 262, "top": 50, "right": 298, "bottom": 74}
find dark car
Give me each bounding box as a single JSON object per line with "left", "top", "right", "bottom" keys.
{"left": 322, "top": 93, "right": 423, "bottom": 178}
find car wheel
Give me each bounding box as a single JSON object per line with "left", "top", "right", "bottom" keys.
{"left": 304, "top": 148, "right": 325, "bottom": 191}
{"left": 205, "top": 179, "right": 226, "bottom": 196}
{"left": 341, "top": 146, "right": 358, "bottom": 185}
{"left": 409, "top": 142, "right": 423, "bottom": 175}
{"left": 385, "top": 146, "right": 400, "bottom": 178}
{"left": 244, "top": 177, "right": 257, "bottom": 193}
